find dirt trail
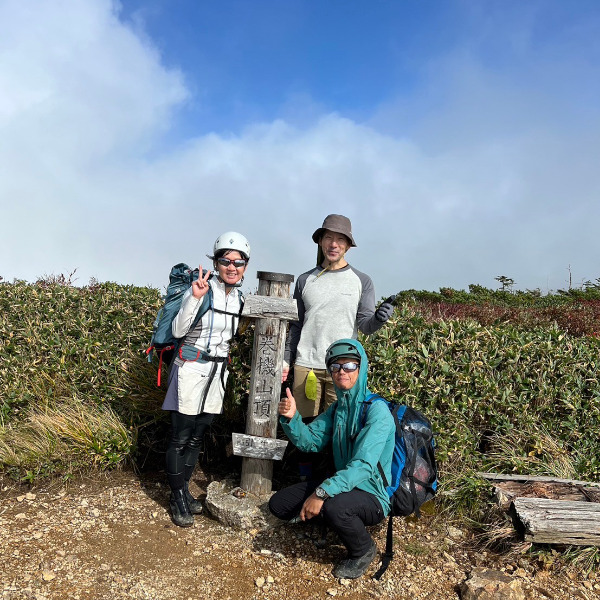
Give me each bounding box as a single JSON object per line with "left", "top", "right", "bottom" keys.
{"left": 1, "top": 470, "right": 597, "bottom": 600}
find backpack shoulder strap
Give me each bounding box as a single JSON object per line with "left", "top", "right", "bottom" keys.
{"left": 349, "top": 393, "right": 380, "bottom": 442}
{"left": 359, "top": 393, "right": 386, "bottom": 427}
{"left": 177, "top": 285, "right": 214, "bottom": 352}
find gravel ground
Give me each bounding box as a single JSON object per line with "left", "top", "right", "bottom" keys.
{"left": 1, "top": 470, "right": 598, "bottom": 600}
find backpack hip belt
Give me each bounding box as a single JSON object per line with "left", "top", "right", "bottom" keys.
{"left": 178, "top": 344, "right": 228, "bottom": 364}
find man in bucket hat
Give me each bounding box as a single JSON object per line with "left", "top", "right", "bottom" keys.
{"left": 283, "top": 214, "right": 394, "bottom": 427}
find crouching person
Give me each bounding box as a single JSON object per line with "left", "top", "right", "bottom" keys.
{"left": 269, "top": 339, "right": 395, "bottom": 579}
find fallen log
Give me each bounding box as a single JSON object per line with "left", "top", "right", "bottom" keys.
{"left": 511, "top": 497, "right": 600, "bottom": 546}
{"left": 478, "top": 472, "right": 600, "bottom": 509}
{"left": 478, "top": 472, "right": 600, "bottom": 488}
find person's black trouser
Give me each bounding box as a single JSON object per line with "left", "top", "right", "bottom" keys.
{"left": 165, "top": 411, "right": 215, "bottom": 490}
{"left": 269, "top": 481, "right": 385, "bottom": 558}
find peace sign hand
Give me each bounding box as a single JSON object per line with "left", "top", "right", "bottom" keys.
{"left": 191, "top": 266, "right": 211, "bottom": 299}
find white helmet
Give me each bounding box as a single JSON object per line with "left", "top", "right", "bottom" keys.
{"left": 213, "top": 231, "right": 251, "bottom": 260}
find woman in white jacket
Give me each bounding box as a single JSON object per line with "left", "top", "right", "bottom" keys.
{"left": 161, "top": 232, "right": 250, "bottom": 527}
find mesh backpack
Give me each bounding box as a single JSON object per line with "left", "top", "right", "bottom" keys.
{"left": 146, "top": 263, "right": 214, "bottom": 386}
{"left": 359, "top": 394, "right": 438, "bottom": 579}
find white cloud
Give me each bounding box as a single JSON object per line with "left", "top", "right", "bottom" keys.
{"left": 1, "top": 0, "right": 599, "bottom": 298}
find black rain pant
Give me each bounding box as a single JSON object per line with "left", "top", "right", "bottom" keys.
{"left": 165, "top": 411, "right": 215, "bottom": 491}
{"left": 269, "top": 480, "right": 384, "bottom": 558}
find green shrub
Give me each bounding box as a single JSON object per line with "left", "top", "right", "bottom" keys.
{"left": 1, "top": 278, "right": 599, "bottom": 514}
{"left": 363, "top": 306, "right": 600, "bottom": 498}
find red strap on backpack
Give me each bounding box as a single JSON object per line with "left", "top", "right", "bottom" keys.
{"left": 146, "top": 345, "right": 175, "bottom": 387}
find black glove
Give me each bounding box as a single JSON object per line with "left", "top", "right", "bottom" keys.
{"left": 375, "top": 295, "right": 396, "bottom": 323}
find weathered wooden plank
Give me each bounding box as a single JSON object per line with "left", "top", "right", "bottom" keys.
{"left": 241, "top": 295, "right": 298, "bottom": 320}
{"left": 512, "top": 497, "right": 600, "bottom": 546}
{"left": 478, "top": 472, "right": 600, "bottom": 488}
{"left": 491, "top": 481, "right": 600, "bottom": 510}
{"left": 232, "top": 433, "right": 288, "bottom": 461}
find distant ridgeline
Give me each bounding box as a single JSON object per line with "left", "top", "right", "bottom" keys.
{"left": 391, "top": 282, "right": 600, "bottom": 338}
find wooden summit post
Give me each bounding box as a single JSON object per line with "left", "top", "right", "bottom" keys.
{"left": 237, "top": 271, "right": 297, "bottom": 496}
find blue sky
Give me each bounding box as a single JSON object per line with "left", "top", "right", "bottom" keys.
{"left": 119, "top": 0, "right": 444, "bottom": 135}
{"left": 1, "top": 0, "right": 599, "bottom": 296}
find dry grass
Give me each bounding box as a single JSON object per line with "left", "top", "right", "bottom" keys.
{"left": 0, "top": 400, "right": 132, "bottom": 476}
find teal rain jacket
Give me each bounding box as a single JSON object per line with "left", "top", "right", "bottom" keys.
{"left": 280, "top": 338, "right": 395, "bottom": 514}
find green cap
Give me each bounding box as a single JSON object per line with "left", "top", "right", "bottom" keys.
{"left": 325, "top": 340, "right": 361, "bottom": 367}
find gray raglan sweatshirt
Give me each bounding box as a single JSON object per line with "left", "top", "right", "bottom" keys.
{"left": 284, "top": 264, "right": 385, "bottom": 370}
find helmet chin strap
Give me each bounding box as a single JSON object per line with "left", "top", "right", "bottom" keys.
{"left": 223, "top": 278, "right": 244, "bottom": 288}
{"left": 216, "top": 272, "right": 244, "bottom": 288}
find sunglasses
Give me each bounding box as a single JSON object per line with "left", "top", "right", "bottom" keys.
{"left": 217, "top": 258, "right": 247, "bottom": 268}
{"left": 328, "top": 362, "right": 360, "bottom": 374}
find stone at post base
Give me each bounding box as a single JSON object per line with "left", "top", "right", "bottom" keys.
{"left": 205, "top": 479, "right": 284, "bottom": 531}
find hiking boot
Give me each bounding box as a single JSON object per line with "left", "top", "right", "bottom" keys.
{"left": 184, "top": 481, "right": 203, "bottom": 515}
{"left": 332, "top": 540, "right": 377, "bottom": 579}
{"left": 169, "top": 489, "right": 194, "bottom": 527}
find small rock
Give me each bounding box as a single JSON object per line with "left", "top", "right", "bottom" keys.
{"left": 25, "top": 492, "right": 36, "bottom": 500}
{"left": 33, "top": 531, "right": 43, "bottom": 539}
{"left": 17, "top": 495, "right": 26, "bottom": 502}
{"left": 461, "top": 568, "right": 525, "bottom": 600}
{"left": 326, "top": 588, "right": 338, "bottom": 596}
{"left": 15, "top": 513, "right": 27, "bottom": 520}
{"left": 447, "top": 525, "right": 464, "bottom": 539}
{"left": 255, "top": 577, "right": 265, "bottom": 588}
{"left": 41, "top": 571, "right": 56, "bottom": 582}
{"left": 339, "top": 578, "right": 351, "bottom": 586}
{"left": 514, "top": 568, "right": 527, "bottom": 578}
{"left": 80, "top": 499, "right": 88, "bottom": 507}
{"left": 266, "top": 576, "right": 274, "bottom": 584}
{"left": 260, "top": 549, "right": 273, "bottom": 556}
{"left": 444, "top": 537, "right": 455, "bottom": 546}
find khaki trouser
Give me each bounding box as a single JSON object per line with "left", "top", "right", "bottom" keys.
{"left": 292, "top": 365, "right": 337, "bottom": 418}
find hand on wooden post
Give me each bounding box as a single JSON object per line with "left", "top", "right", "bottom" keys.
{"left": 278, "top": 387, "right": 297, "bottom": 419}
{"left": 191, "top": 266, "right": 211, "bottom": 300}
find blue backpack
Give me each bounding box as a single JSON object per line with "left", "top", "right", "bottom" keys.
{"left": 146, "top": 263, "right": 213, "bottom": 386}
{"left": 359, "top": 394, "right": 438, "bottom": 579}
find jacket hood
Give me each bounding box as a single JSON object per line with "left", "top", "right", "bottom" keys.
{"left": 329, "top": 338, "right": 370, "bottom": 438}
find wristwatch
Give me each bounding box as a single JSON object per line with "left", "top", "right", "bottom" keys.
{"left": 314, "top": 486, "right": 330, "bottom": 500}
